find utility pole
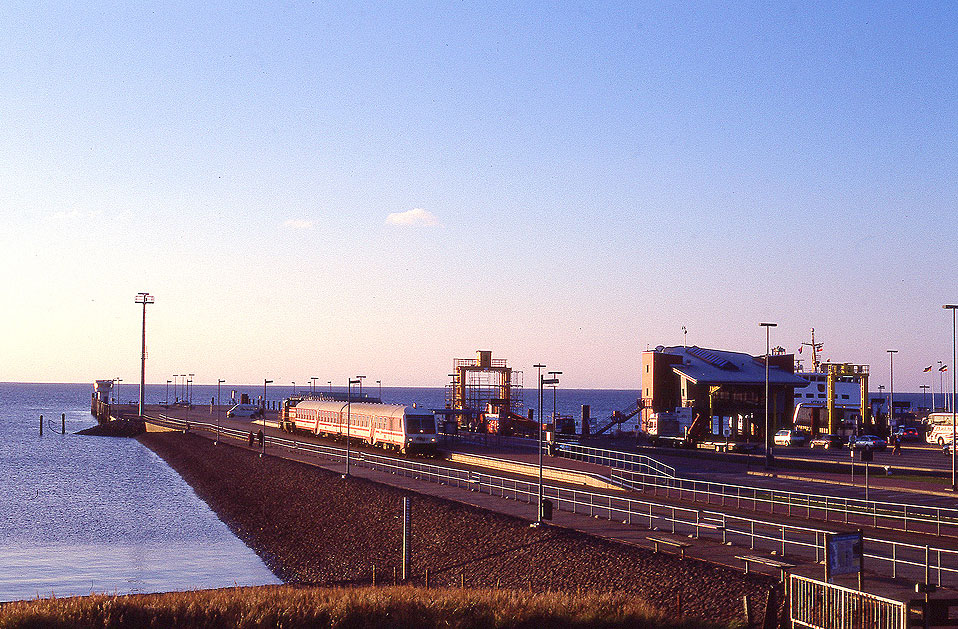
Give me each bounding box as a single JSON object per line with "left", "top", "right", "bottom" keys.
{"left": 135, "top": 292, "right": 154, "bottom": 417}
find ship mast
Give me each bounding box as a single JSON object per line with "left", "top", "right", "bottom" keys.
{"left": 801, "top": 328, "right": 824, "bottom": 372}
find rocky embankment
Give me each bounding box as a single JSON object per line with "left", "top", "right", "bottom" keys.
{"left": 138, "top": 431, "right": 781, "bottom": 625}
{"left": 78, "top": 419, "right": 144, "bottom": 437}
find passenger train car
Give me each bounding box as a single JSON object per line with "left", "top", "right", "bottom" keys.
{"left": 281, "top": 399, "right": 438, "bottom": 454}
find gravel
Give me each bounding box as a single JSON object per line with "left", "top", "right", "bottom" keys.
{"left": 139, "top": 431, "right": 781, "bottom": 625}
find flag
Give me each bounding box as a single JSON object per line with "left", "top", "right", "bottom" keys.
{"left": 942, "top": 365, "right": 950, "bottom": 372}
{"left": 798, "top": 346, "right": 803, "bottom": 354}
{"left": 925, "top": 366, "right": 934, "bottom": 372}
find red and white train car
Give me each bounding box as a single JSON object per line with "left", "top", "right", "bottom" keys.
{"left": 283, "top": 399, "right": 438, "bottom": 454}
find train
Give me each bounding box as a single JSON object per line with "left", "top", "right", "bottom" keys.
{"left": 280, "top": 398, "right": 439, "bottom": 454}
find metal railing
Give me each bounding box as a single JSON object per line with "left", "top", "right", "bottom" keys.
{"left": 149, "top": 414, "right": 958, "bottom": 586}
{"left": 553, "top": 442, "right": 676, "bottom": 477}
{"left": 790, "top": 574, "right": 906, "bottom": 629}
{"left": 609, "top": 467, "right": 958, "bottom": 539}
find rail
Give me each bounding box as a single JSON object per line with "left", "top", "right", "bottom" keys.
{"left": 789, "top": 574, "right": 907, "bottom": 629}
{"left": 552, "top": 442, "right": 675, "bottom": 477}
{"left": 609, "top": 467, "right": 958, "bottom": 539}
{"left": 148, "top": 414, "right": 958, "bottom": 586}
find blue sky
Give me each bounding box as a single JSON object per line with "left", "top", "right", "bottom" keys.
{"left": 1, "top": 2, "right": 955, "bottom": 390}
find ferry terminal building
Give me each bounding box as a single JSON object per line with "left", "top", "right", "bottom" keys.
{"left": 640, "top": 346, "right": 809, "bottom": 441}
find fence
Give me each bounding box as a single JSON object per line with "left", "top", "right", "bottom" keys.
{"left": 789, "top": 574, "right": 907, "bottom": 629}
{"left": 550, "top": 442, "right": 958, "bottom": 539}
{"left": 148, "top": 413, "right": 958, "bottom": 587}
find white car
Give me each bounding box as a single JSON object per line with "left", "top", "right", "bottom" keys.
{"left": 773, "top": 429, "right": 808, "bottom": 447}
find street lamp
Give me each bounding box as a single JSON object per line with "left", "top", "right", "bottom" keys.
{"left": 944, "top": 304, "right": 957, "bottom": 491}
{"left": 115, "top": 378, "right": 123, "bottom": 405}
{"left": 134, "top": 292, "right": 154, "bottom": 417}
{"left": 548, "top": 371, "right": 562, "bottom": 425}
{"left": 921, "top": 384, "right": 930, "bottom": 413}
{"left": 940, "top": 361, "right": 946, "bottom": 412}
{"left": 262, "top": 379, "right": 273, "bottom": 457}
{"left": 887, "top": 350, "right": 898, "bottom": 431}
{"left": 533, "top": 363, "right": 546, "bottom": 525}
{"left": 345, "top": 377, "right": 362, "bottom": 477}
{"left": 328, "top": 380, "right": 332, "bottom": 394}
{"left": 216, "top": 379, "right": 225, "bottom": 445}
{"left": 291, "top": 381, "right": 296, "bottom": 395}
{"left": 311, "top": 377, "right": 318, "bottom": 395}
{"left": 376, "top": 379, "right": 382, "bottom": 401}
{"left": 165, "top": 379, "right": 171, "bottom": 407}
{"left": 357, "top": 375, "right": 366, "bottom": 400}
{"left": 188, "top": 373, "right": 195, "bottom": 407}
{"left": 760, "top": 322, "right": 777, "bottom": 470}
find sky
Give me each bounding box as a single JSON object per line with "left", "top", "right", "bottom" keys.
{"left": 1, "top": 2, "right": 955, "bottom": 391}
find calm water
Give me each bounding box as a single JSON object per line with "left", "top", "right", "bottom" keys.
{"left": 0, "top": 383, "right": 279, "bottom": 602}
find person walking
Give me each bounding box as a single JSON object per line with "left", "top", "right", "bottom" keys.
{"left": 893, "top": 434, "right": 902, "bottom": 456}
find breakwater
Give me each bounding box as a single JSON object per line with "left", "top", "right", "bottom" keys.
{"left": 137, "top": 430, "right": 781, "bottom": 624}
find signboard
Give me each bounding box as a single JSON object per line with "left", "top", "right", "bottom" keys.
{"left": 825, "top": 531, "right": 863, "bottom": 583}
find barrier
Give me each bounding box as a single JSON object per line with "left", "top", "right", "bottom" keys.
{"left": 790, "top": 574, "right": 906, "bottom": 629}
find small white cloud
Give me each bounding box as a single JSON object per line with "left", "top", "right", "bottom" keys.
{"left": 385, "top": 207, "right": 440, "bottom": 227}
{"left": 282, "top": 218, "right": 314, "bottom": 230}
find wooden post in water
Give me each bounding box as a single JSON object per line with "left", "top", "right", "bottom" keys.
{"left": 62, "top": 413, "right": 65, "bottom": 435}
{"left": 39, "top": 415, "right": 43, "bottom": 436}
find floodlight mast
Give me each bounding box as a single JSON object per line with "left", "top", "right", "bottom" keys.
{"left": 135, "top": 293, "right": 155, "bottom": 417}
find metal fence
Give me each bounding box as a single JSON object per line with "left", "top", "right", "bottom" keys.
{"left": 609, "top": 466, "right": 958, "bottom": 539}
{"left": 552, "top": 442, "right": 676, "bottom": 477}
{"left": 547, "top": 441, "right": 958, "bottom": 538}
{"left": 790, "top": 574, "right": 907, "bottom": 629}
{"left": 150, "top": 414, "right": 958, "bottom": 586}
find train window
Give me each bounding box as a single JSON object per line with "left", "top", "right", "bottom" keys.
{"left": 406, "top": 415, "right": 436, "bottom": 434}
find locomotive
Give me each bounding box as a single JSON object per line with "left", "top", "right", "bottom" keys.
{"left": 281, "top": 398, "right": 438, "bottom": 454}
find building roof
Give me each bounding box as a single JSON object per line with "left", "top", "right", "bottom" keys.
{"left": 658, "top": 346, "right": 809, "bottom": 387}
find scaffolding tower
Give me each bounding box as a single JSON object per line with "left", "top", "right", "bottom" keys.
{"left": 445, "top": 350, "right": 524, "bottom": 431}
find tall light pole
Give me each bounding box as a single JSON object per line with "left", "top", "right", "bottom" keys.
{"left": 216, "top": 379, "right": 225, "bottom": 445}
{"left": 357, "top": 375, "right": 366, "bottom": 400}
{"left": 944, "top": 304, "right": 957, "bottom": 491}
{"left": 921, "top": 384, "right": 931, "bottom": 413}
{"left": 115, "top": 378, "right": 123, "bottom": 405}
{"left": 165, "top": 379, "right": 171, "bottom": 407}
{"left": 188, "top": 373, "right": 195, "bottom": 407}
{"left": 263, "top": 379, "right": 272, "bottom": 413}
{"left": 345, "top": 377, "right": 361, "bottom": 477}
{"left": 291, "top": 381, "right": 296, "bottom": 395}
{"left": 887, "top": 350, "right": 898, "bottom": 431}
{"left": 940, "top": 361, "right": 946, "bottom": 412}
{"left": 548, "top": 371, "right": 562, "bottom": 425}
{"left": 376, "top": 379, "right": 382, "bottom": 401}
{"left": 311, "top": 377, "right": 318, "bottom": 395}
{"left": 328, "top": 380, "right": 332, "bottom": 394}
{"left": 533, "top": 363, "right": 546, "bottom": 524}
{"left": 760, "top": 322, "right": 777, "bottom": 470}
{"left": 134, "top": 292, "right": 154, "bottom": 417}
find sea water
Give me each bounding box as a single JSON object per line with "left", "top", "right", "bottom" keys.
{"left": 0, "top": 383, "right": 279, "bottom": 602}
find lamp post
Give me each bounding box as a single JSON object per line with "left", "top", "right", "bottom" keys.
{"left": 376, "top": 379, "right": 382, "bottom": 401}
{"left": 262, "top": 379, "right": 273, "bottom": 457}
{"left": 115, "top": 378, "right": 123, "bottom": 405}
{"left": 345, "top": 377, "right": 361, "bottom": 477}
{"left": 921, "top": 384, "right": 930, "bottom": 413}
{"left": 291, "top": 381, "right": 296, "bottom": 395}
{"left": 533, "top": 363, "right": 546, "bottom": 524}
{"left": 940, "top": 361, "right": 946, "bottom": 412}
{"left": 216, "top": 379, "right": 225, "bottom": 445}
{"left": 311, "top": 377, "right": 318, "bottom": 395}
{"left": 328, "top": 380, "right": 332, "bottom": 394}
{"left": 548, "top": 371, "right": 562, "bottom": 426}
{"left": 134, "top": 292, "right": 154, "bottom": 417}
{"left": 188, "top": 373, "right": 195, "bottom": 408}
{"left": 760, "top": 322, "right": 777, "bottom": 470}
{"left": 357, "top": 375, "right": 366, "bottom": 400}
{"left": 887, "top": 350, "right": 898, "bottom": 431}
{"left": 944, "top": 304, "right": 957, "bottom": 491}
{"left": 165, "top": 379, "right": 171, "bottom": 407}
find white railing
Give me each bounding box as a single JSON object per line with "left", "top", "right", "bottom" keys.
{"left": 149, "top": 414, "right": 958, "bottom": 586}
{"left": 552, "top": 442, "right": 675, "bottom": 477}
{"left": 608, "top": 467, "right": 958, "bottom": 539}
{"left": 790, "top": 574, "right": 907, "bottom": 629}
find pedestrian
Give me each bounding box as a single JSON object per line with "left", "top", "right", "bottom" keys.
{"left": 893, "top": 435, "right": 902, "bottom": 456}
{"left": 248, "top": 431, "right": 254, "bottom": 447}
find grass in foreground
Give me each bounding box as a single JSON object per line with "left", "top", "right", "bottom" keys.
{"left": 0, "top": 585, "right": 741, "bottom": 629}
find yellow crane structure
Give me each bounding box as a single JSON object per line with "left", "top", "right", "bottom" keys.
{"left": 826, "top": 363, "right": 870, "bottom": 434}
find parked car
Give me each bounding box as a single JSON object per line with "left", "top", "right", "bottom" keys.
{"left": 892, "top": 426, "right": 921, "bottom": 442}
{"left": 848, "top": 435, "right": 888, "bottom": 451}
{"left": 944, "top": 440, "right": 954, "bottom": 455}
{"left": 773, "top": 429, "right": 808, "bottom": 447}
{"left": 809, "top": 434, "right": 843, "bottom": 450}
